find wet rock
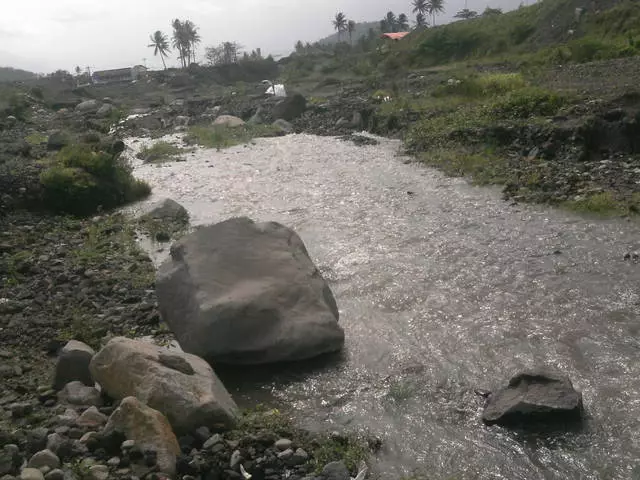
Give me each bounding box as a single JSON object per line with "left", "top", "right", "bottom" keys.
{"left": 86, "top": 465, "right": 108, "bottom": 480}
{"left": 43, "top": 470, "right": 63, "bottom": 480}
{"left": 213, "top": 115, "right": 245, "bottom": 127}
{"left": 272, "top": 94, "right": 306, "bottom": 121}
{"left": 76, "top": 406, "right": 108, "bottom": 429}
{"left": 482, "top": 370, "right": 583, "bottom": 427}
{"left": 53, "top": 340, "right": 95, "bottom": 390}
{"left": 275, "top": 439, "right": 292, "bottom": 451}
{"left": 75, "top": 100, "right": 101, "bottom": 114}
{"left": 27, "top": 450, "right": 59, "bottom": 470}
{"left": 140, "top": 199, "right": 189, "bottom": 229}
{"left": 156, "top": 217, "right": 344, "bottom": 365}
{"left": 103, "top": 396, "right": 180, "bottom": 475}
{"left": 19, "top": 469, "right": 44, "bottom": 480}
{"left": 90, "top": 337, "right": 238, "bottom": 433}
{"left": 320, "top": 461, "right": 350, "bottom": 480}
{"left": 57, "top": 382, "right": 102, "bottom": 407}
{"left": 273, "top": 119, "right": 293, "bottom": 134}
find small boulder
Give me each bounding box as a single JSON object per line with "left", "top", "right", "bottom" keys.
{"left": 274, "top": 438, "right": 292, "bottom": 451}
{"left": 103, "top": 397, "right": 180, "bottom": 475}
{"left": 482, "top": 370, "right": 583, "bottom": 427}
{"left": 140, "top": 199, "right": 189, "bottom": 228}
{"left": 213, "top": 115, "right": 245, "bottom": 128}
{"left": 46, "top": 131, "right": 71, "bottom": 151}
{"left": 86, "top": 465, "right": 108, "bottom": 480}
{"left": 90, "top": 337, "right": 238, "bottom": 433}
{"left": 53, "top": 340, "right": 95, "bottom": 391}
{"left": 76, "top": 407, "right": 108, "bottom": 429}
{"left": 320, "top": 461, "right": 350, "bottom": 480}
{"left": 272, "top": 94, "right": 306, "bottom": 121}
{"left": 27, "top": 450, "right": 59, "bottom": 470}
{"left": 95, "top": 104, "right": 114, "bottom": 118}
{"left": 57, "top": 382, "right": 102, "bottom": 407}
{"left": 20, "top": 469, "right": 44, "bottom": 480}
{"left": 75, "top": 100, "right": 101, "bottom": 114}
{"left": 248, "top": 106, "right": 266, "bottom": 125}
{"left": 273, "top": 119, "right": 293, "bottom": 134}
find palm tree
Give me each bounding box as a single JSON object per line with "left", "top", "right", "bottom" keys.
{"left": 385, "top": 11, "right": 398, "bottom": 32}
{"left": 454, "top": 8, "right": 478, "bottom": 18}
{"left": 347, "top": 20, "right": 357, "bottom": 44}
{"left": 398, "top": 13, "right": 409, "bottom": 30}
{"left": 172, "top": 19, "right": 191, "bottom": 68}
{"left": 184, "top": 20, "right": 200, "bottom": 64}
{"left": 148, "top": 31, "right": 171, "bottom": 69}
{"left": 74, "top": 66, "right": 81, "bottom": 76}
{"left": 415, "top": 12, "right": 428, "bottom": 27}
{"left": 428, "top": 0, "right": 446, "bottom": 25}
{"left": 412, "top": 0, "right": 429, "bottom": 16}
{"left": 333, "top": 12, "right": 348, "bottom": 41}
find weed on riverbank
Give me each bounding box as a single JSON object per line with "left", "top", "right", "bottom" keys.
{"left": 137, "top": 141, "right": 193, "bottom": 163}
{"left": 185, "top": 124, "right": 281, "bottom": 149}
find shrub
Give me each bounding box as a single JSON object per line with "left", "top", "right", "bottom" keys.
{"left": 136, "top": 141, "right": 186, "bottom": 163}
{"left": 40, "top": 144, "right": 150, "bottom": 215}
{"left": 185, "top": 124, "right": 281, "bottom": 149}
{"left": 489, "top": 88, "right": 566, "bottom": 118}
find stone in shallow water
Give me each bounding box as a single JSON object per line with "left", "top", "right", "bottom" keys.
{"left": 53, "top": 340, "right": 95, "bottom": 391}
{"left": 482, "top": 369, "right": 583, "bottom": 427}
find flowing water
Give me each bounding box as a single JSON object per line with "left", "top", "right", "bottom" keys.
{"left": 128, "top": 134, "right": 640, "bottom": 480}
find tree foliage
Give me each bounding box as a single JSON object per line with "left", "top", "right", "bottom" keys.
{"left": 148, "top": 31, "right": 171, "bottom": 69}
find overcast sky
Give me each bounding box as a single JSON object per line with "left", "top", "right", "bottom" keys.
{"left": 0, "top": 0, "right": 523, "bottom": 73}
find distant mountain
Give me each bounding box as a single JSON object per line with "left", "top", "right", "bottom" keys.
{"left": 0, "top": 67, "right": 37, "bottom": 83}
{"left": 317, "top": 21, "right": 381, "bottom": 46}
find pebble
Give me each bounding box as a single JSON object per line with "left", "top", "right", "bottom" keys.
{"left": 27, "top": 451, "right": 59, "bottom": 470}
{"left": 87, "top": 465, "right": 108, "bottom": 480}
{"left": 107, "top": 457, "right": 120, "bottom": 468}
{"left": 288, "top": 448, "right": 309, "bottom": 466}
{"left": 276, "top": 449, "right": 293, "bottom": 461}
{"left": 229, "top": 450, "right": 242, "bottom": 469}
{"left": 76, "top": 406, "right": 108, "bottom": 428}
{"left": 19, "top": 470, "right": 44, "bottom": 480}
{"left": 121, "top": 440, "right": 136, "bottom": 450}
{"left": 202, "top": 434, "right": 223, "bottom": 450}
{"left": 275, "top": 439, "right": 292, "bottom": 451}
{"left": 43, "top": 470, "right": 63, "bottom": 480}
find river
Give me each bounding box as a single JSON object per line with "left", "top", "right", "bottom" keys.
{"left": 127, "top": 133, "right": 640, "bottom": 480}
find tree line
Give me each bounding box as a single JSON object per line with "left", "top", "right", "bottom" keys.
{"left": 148, "top": 20, "right": 268, "bottom": 69}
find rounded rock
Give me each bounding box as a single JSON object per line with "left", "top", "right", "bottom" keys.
{"left": 274, "top": 439, "right": 292, "bottom": 452}
{"left": 87, "top": 465, "right": 108, "bottom": 480}
{"left": 19, "top": 470, "right": 44, "bottom": 480}
{"left": 43, "top": 470, "right": 64, "bottom": 480}
{"left": 27, "top": 451, "right": 59, "bottom": 471}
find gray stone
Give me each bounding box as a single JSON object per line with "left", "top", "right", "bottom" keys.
{"left": 213, "top": 115, "right": 245, "bottom": 127}
{"left": 103, "top": 397, "right": 180, "bottom": 475}
{"left": 106, "top": 458, "right": 120, "bottom": 468}
{"left": 276, "top": 449, "right": 293, "bottom": 461}
{"left": 156, "top": 217, "right": 344, "bottom": 365}
{"left": 121, "top": 440, "right": 135, "bottom": 450}
{"left": 45, "top": 435, "right": 64, "bottom": 455}
{"left": 140, "top": 199, "right": 189, "bottom": 227}
{"left": 482, "top": 370, "right": 583, "bottom": 427}
{"left": 53, "top": 340, "right": 95, "bottom": 390}
{"left": 274, "top": 439, "right": 292, "bottom": 451}
{"left": 95, "top": 104, "right": 114, "bottom": 119}
{"left": 288, "top": 448, "right": 308, "bottom": 466}
{"left": 350, "top": 111, "right": 363, "bottom": 128}
{"left": 174, "top": 116, "right": 190, "bottom": 127}
{"left": 27, "top": 451, "right": 59, "bottom": 470}
{"left": 20, "top": 469, "right": 44, "bottom": 480}
{"left": 87, "top": 466, "right": 108, "bottom": 480}
{"left": 44, "top": 470, "right": 64, "bottom": 480}
{"left": 56, "top": 409, "right": 79, "bottom": 426}
{"left": 320, "top": 461, "right": 350, "bottom": 480}
{"left": 272, "top": 119, "right": 293, "bottom": 133}
{"left": 76, "top": 406, "right": 108, "bottom": 428}
{"left": 272, "top": 94, "right": 306, "bottom": 121}
{"left": 203, "top": 434, "right": 223, "bottom": 450}
{"left": 90, "top": 337, "right": 238, "bottom": 433}
{"left": 10, "top": 402, "right": 34, "bottom": 418}
{"left": 57, "top": 382, "right": 102, "bottom": 407}
{"left": 75, "top": 100, "right": 101, "bottom": 114}
{"left": 229, "top": 450, "right": 242, "bottom": 469}
{"left": 248, "top": 107, "right": 265, "bottom": 125}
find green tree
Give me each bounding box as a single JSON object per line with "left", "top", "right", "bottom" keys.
{"left": 347, "top": 20, "right": 357, "bottom": 44}
{"left": 172, "top": 19, "right": 191, "bottom": 68}
{"left": 333, "top": 12, "right": 347, "bottom": 41}
{"left": 295, "top": 40, "right": 305, "bottom": 54}
{"left": 427, "top": 0, "right": 446, "bottom": 25}
{"left": 385, "top": 11, "right": 398, "bottom": 32}
{"left": 412, "top": 0, "right": 428, "bottom": 16}
{"left": 184, "top": 20, "right": 201, "bottom": 64}
{"left": 398, "top": 13, "right": 409, "bottom": 30}
{"left": 74, "top": 66, "right": 81, "bottom": 76}
{"left": 454, "top": 8, "right": 478, "bottom": 19}
{"left": 483, "top": 6, "right": 503, "bottom": 16}
{"left": 415, "top": 12, "right": 428, "bottom": 27}
{"left": 148, "top": 31, "right": 171, "bottom": 69}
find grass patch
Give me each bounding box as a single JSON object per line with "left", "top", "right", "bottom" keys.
{"left": 312, "top": 434, "right": 370, "bottom": 474}
{"left": 25, "top": 132, "right": 48, "bottom": 145}
{"left": 136, "top": 141, "right": 189, "bottom": 163}
{"left": 40, "top": 144, "right": 151, "bottom": 216}
{"left": 420, "top": 147, "right": 510, "bottom": 185}
{"left": 185, "top": 124, "right": 282, "bottom": 149}
{"left": 563, "top": 191, "right": 638, "bottom": 216}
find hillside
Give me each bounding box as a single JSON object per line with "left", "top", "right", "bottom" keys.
{"left": 317, "top": 21, "right": 381, "bottom": 46}
{"left": 0, "top": 66, "right": 36, "bottom": 83}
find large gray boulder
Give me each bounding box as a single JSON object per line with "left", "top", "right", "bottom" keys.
{"left": 156, "top": 217, "right": 344, "bottom": 365}
{"left": 213, "top": 115, "right": 245, "bottom": 127}
{"left": 482, "top": 370, "right": 583, "bottom": 427}
{"left": 75, "top": 100, "right": 101, "bottom": 114}
{"left": 89, "top": 337, "right": 238, "bottom": 433}
{"left": 272, "top": 94, "right": 306, "bottom": 121}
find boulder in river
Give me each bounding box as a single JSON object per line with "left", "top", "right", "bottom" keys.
{"left": 156, "top": 217, "right": 344, "bottom": 364}
{"left": 272, "top": 93, "right": 306, "bottom": 121}
{"left": 482, "top": 370, "right": 583, "bottom": 427}
{"left": 103, "top": 396, "right": 180, "bottom": 475}
{"left": 89, "top": 337, "right": 238, "bottom": 433}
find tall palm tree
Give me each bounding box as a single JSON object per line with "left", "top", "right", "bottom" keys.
{"left": 398, "top": 13, "right": 409, "bottom": 30}
{"left": 428, "top": 0, "right": 446, "bottom": 25}
{"left": 347, "top": 20, "right": 357, "bottom": 44}
{"left": 172, "top": 19, "right": 191, "bottom": 68}
{"left": 412, "top": 0, "right": 429, "bottom": 16}
{"left": 385, "top": 11, "right": 398, "bottom": 32}
{"left": 184, "top": 20, "right": 200, "bottom": 64}
{"left": 148, "top": 31, "right": 171, "bottom": 70}
{"left": 415, "top": 12, "right": 428, "bottom": 27}
{"left": 333, "top": 12, "right": 348, "bottom": 41}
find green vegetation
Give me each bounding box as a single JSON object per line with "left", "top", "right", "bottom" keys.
{"left": 312, "top": 434, "right": 370, "bottom": 474}
{"left": 40, "top": 144, "right": 151, "bottom": 215}
{"left": 136, "top": 141, "right": 189, "bottom": 163}
{"left": 185, "top": 124, "right": 281, "bottom": 149}
{"left": 25, "top": 132, "right": 48, "bottom": 145}
{"left": 564, "top": 191, "right": 640, "bottom": 216}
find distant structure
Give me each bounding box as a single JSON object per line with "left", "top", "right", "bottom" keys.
{"left": 380, "top": 32, "right": 410, "bottom": 41}
{"left": 92, "top": 65, "right": 148, "bottom": 85}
